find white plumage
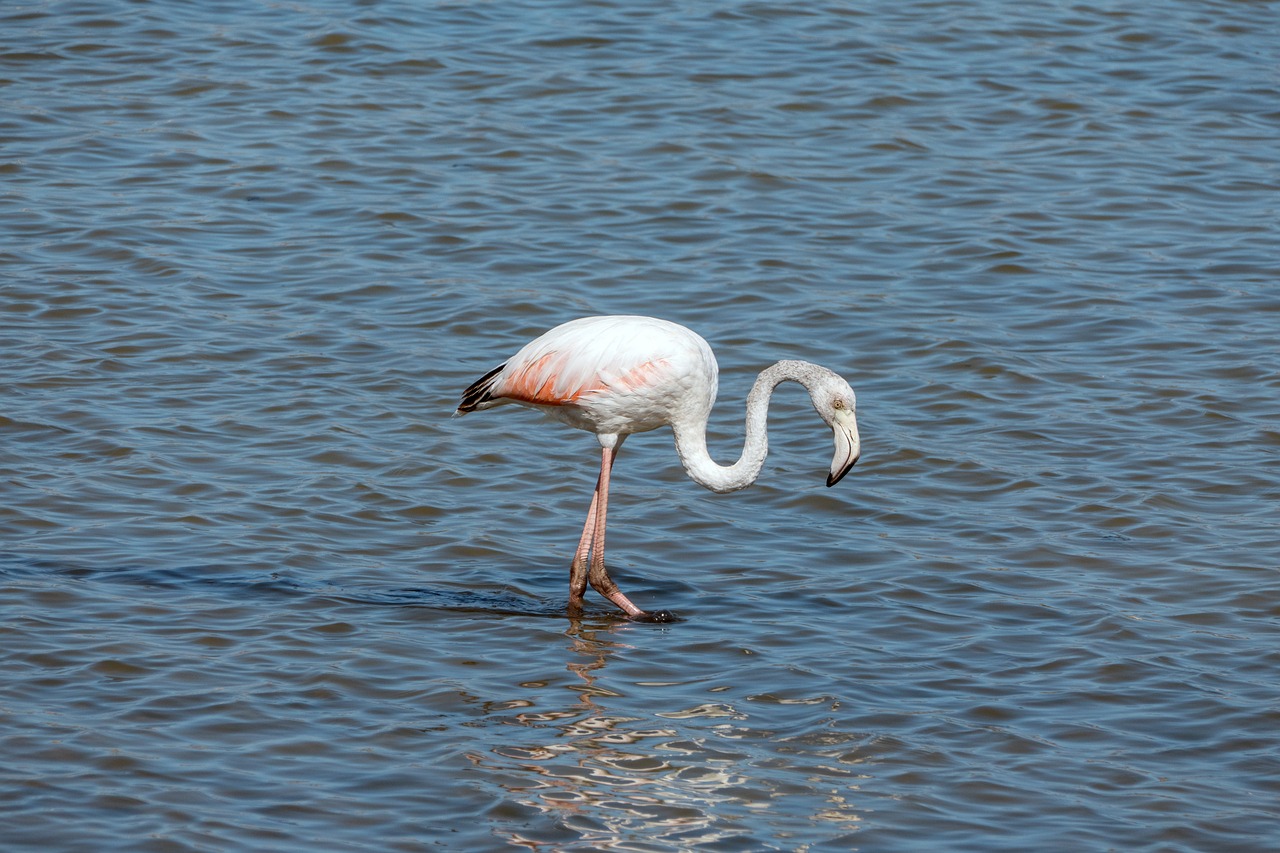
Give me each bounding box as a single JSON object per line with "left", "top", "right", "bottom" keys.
{"left": 457, "top": 315, "right": 861, "bottom": 621}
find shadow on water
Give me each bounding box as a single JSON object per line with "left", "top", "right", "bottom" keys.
{"left": 0, "top": 553, "right": 616, "bottom": 621}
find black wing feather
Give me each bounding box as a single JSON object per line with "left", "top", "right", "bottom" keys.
{"left": 456, "top": 362, "right": 507, "bottom": 413}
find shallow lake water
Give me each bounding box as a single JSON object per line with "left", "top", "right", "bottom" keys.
{"left": 3, "top": 1, "right": 1278, "bottom": 850}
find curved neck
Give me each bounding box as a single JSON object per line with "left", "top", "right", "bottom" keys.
{"left": 671, "top": 360, "right": 829, "bottom": 494}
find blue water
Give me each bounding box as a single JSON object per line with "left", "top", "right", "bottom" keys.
{"left": 2, "top": 1, "right": 1278, "bottom": 850}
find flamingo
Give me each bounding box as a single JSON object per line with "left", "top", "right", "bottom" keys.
{"left": 456, "top": 315, "right": 861, "bottom": 622}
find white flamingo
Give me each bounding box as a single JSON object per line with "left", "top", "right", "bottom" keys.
{"left": 456, "top": 315, "right": 861, "bottom": 621}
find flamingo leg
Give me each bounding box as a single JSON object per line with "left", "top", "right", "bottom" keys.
{"left": 584, "top": 442, "right": 649, "bottom": 619}
{"left": 569, "top": 438, "right": 624, "bottom": 608}
{"left": 568, "top": 487, "right": 599, "bottom": 606}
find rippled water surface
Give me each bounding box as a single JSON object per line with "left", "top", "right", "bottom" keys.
{"left": 3, "top": 1, "right": 1279, "bottom": 850}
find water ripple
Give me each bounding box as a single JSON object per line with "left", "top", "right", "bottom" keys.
{"left": 3, "top": 0, "right": 1279, "bottom": 850}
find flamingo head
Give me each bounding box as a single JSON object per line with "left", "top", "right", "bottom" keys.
{"left": 812, "top": 374, "right": 861, "bottom": 487}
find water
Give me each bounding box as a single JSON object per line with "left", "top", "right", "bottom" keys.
{"left": 3, "top": 1, "right": 1278, "bottom": 849}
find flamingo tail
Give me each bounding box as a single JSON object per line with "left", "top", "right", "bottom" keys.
{"left": 456, "top": 362, "right": 507, "bottom": 414}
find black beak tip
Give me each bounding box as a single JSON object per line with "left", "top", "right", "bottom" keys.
{"left": 826, "top": 456, "right": 859, "bottom": 487}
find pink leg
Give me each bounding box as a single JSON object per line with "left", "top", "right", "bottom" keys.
{"left": 584, "top": 442, "right": 648, "bottom": 619}
{"left": 570, "top": 439, "right": 621, "bottom": 607}
{"left": 568, "top": 489, "right": 598, "bottom": 606}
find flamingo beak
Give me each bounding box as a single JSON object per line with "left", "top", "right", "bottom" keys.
{"left": 827, "top": 409, "right": 860, "bottom": 487}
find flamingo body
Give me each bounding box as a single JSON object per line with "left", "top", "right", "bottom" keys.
{"left": 461, "top": 315, "right": 717, "bottom": 437}
{"left": 457, "top": 315, "right": 861, "bottom": 621}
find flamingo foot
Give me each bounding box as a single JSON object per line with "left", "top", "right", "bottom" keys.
{"left": 600, "top": 587, "right": 646, "bottom": 619}
{"left": 590, "top": 574, "right": 678, "bottom": 623}
{"left": 628, "top": 609, "right": 678, "bottom": 624}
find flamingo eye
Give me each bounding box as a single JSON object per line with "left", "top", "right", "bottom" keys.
{"left": 832, "top": 398, "right": 845, "bottom": 411}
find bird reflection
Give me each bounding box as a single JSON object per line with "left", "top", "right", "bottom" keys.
{"left": 465, "top": 618, "right": 865, "bottom": 849}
